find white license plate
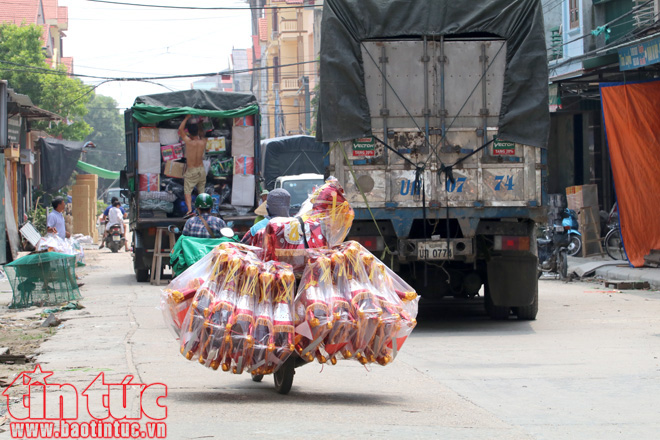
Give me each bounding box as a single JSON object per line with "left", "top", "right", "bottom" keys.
{"left": 112, "top": 236, "right": 121, "bottom": 242}
{"left": 418, "top": 241, "right": 453, "bottom": 260}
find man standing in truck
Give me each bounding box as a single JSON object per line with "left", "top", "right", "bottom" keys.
{"left": 178, "top": 114, "right": 207, "bottom": 218}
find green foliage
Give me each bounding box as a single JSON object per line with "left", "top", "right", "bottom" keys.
{"left": 26, "top": 205, "right": 47, "bottom": 236}
{"left": 84, "top": 94, "right": 126, "bottom": 173}
{"left": 34, "top": 68, "right": 93, "bottom": 140}
{"left": 97, "top": 200, "right": 106, "bottom": 216}
{"left": 0, "top": 23, "right": 93, "bottom": 140}
{"left": 0, "top": 24, "right": 46, "bottom": 102}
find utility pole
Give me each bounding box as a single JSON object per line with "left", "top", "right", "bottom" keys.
{"left": 302, "top": 76, "right": 310, "bottom": 134}
{"left": 0, "top": 81, "right": 7, "bottom": 149}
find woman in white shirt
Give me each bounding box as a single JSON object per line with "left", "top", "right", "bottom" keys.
{"left": 100, "top": 201, "right": 130, "bottom": 251}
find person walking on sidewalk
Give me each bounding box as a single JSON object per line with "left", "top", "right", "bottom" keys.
{"left": 178, "top": 114, "right": 207, "bottom": 219}
{"left": 47, "top": 197, "right": 70, "bottom": 239}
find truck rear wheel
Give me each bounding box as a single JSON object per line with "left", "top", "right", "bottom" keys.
{"left": 484, "top": 251, "right": 538, "bottom": 320}
{"left": 485, "top": 286, "right": 510, "bottom": 320}
{"left": 136, "top": 268, "right": 149, "bottom": 283}
{"left": 514, "top": 289, "right": 538, "bottom": 320}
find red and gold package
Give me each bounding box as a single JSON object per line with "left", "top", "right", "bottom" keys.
{"left": 227, "top": 263, "right": 259, "bottom": 374}
{"left": 361, "top": 252, "right": 402, "bottom": 366}
{"left": 263, "top": 217, "right": 327, "bottom": 273}
{"left": 179, "top": 282, "right": 216, "bottom": 362}
{"left": 161, "top": 277, "right": 204, "bottom": 337}
{"left": 320, "top": 251, "right": 357, "bottom": 363}
{"left": 250, "top": 265, "right": 275, "bottom": 376}
{"left": 198, "top": 254, "right": 242, "bottom": 370}
{"left": 299, "top": 177, "right": 354, "bottom": 247}
{"left": 270, "top": 263, "right": 296, "bottom": 372}
{"left": 338, "top": 241, "right": 382, "bottom": 364}
{"left": 293, "top": 252, "right": 334, "bottom": 363}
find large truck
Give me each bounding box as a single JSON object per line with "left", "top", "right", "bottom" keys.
{"left": 316, "top": 0, "right": 549, "bottom": 319}
{"left": 123, "top": 90, "right": 261, "bottom": 282}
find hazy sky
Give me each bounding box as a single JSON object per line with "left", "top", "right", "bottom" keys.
{"left": 60, "top": 0, "right": 253, "bottom": 110}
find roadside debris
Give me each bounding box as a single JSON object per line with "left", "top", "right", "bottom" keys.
{"left": 604, "top": 280, "right": 650, "bottom": 290}
{"left": 41, "top": 313, "right": 61, "bottom": 328}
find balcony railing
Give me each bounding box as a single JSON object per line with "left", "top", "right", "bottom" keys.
{"left": 281, "top": 77, "right": 300, "bottom": 91}
{"left": 633, "top": 0, "right": 657, "bottom": 29}
{"left": 549, "top": 26, "right": 563, "bottom": 61}
{"left": 280, "top": 18, "right": 304, "bottom": 33}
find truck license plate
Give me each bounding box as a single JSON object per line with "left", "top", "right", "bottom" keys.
{"left": 418, "top": 241, "right": 452, "bottom": 260}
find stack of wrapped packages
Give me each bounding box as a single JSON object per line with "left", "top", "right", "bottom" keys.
{"left": 161, "top": 177, "right": 419, "bottom": 376}
{"left": 137, "top": 115, "right": 256, "bottom": 218}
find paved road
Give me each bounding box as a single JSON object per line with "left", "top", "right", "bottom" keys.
{"left": 12, "top": 250, "right": 660, "bottom": 439}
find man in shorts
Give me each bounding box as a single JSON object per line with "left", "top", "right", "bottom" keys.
{"left": 178, "top": 114, "right": 207, "bottom": 218}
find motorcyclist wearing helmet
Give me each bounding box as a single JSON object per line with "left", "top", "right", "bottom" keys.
{"left": 182, "top": 193, "right": 226, "bottom": 238}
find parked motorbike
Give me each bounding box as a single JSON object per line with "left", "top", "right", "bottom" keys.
{"left": 562, "top": 208, "right": 582, "bottom": 257}
{"left": 537, "top": 223, "right": 570, "bottom": 280}
{"left": 105, "top": 224, "right": 126, "bottom": 253}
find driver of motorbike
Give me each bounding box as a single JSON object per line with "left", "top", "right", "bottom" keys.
{"left": 182, "top": 193, "right": 227, "bottom": 238}
{"left": 100, "top": 201, "right": 130, "bottom": 251}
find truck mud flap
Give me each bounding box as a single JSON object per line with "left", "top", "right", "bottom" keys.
{"left": 486, "top": 255, "right": 537, "bottom": 307}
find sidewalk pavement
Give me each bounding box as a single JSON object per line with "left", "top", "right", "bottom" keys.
{"left": 568, "top": 254, "right": 660, "bottom": 290}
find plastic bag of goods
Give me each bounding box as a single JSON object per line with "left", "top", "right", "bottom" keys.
{"left": 226, "top": 261, "right": 260, "bottom": 374}
{"left": 248, "top": 261, "right": 296, "bottom": 376}
{"left": 36, "top": 233, "right": 72, "bottom": 254}
{"left": 267, "top": 262, "right": 297, "bottom": 373}
{"left": 320, "top": 249, "right": 357, "bottom": 364}
{"left": 293, "top": 251, "right": 335, "bottom": 363}
{"left": 184, "top": 245, "right": 255, "bottom": 367}
{"left": 333, "top": 241, "right": 383, "bottom": 365}
{"left": 250, "top": 262, "right": 276, "bottom": 376}
{"left": 161, "top": 248, "right": 217, "bottom": 337}
{"left": 359, "top": 246, "right": 418, "bottom": 365}
{"left": 298, "top": 177, "right": 355, "bottom": 247}
{"left": 66, "top": 237, "right": 85, "bottom": 265}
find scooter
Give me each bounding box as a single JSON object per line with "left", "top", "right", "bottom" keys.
{"left": 537, "top": 223, "right": 570, "bottom": 280}
{"left": 562, "top": 208, "right": 582, "bottom": 257}
{"left": 105, "top": 224, "right": 126, "bottom": 253}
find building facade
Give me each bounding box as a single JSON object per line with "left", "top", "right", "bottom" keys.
{"left": 544, "top": 0, "right": 660, "bottom": 213}
{"left": 246, "top": 0, "right": 321, "bottom": 138}
{"left": 1, "top": 0, "right": 71, "bottom": 235}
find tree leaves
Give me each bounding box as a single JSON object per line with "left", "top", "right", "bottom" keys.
{"left": 0, "top": 23, "right": 93, "bottom": 140}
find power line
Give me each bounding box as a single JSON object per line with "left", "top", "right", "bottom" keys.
{"left": 85, "top": 0, "right": 322, "bottom": 10}
{"left": 0, "top": 59, "right": 319, "bottom": 81}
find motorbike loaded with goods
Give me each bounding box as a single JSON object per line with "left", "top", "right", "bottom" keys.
{"left": 161, "top": 179, "right": 420, "bottom": 394}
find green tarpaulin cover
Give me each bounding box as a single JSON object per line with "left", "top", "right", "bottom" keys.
{"left": 170, "top": 236, "right": 239, "bottom": 277}
{"left": 131, "top": 90, "right": 259, "bottom": 125}
{"left": 5, "top": 252, "right": 81, "bottom": 309}
{"left": 76, "top": 160, "right": 120, "bottom": 179}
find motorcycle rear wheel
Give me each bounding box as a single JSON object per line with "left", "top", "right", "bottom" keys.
{"left": 559, "top": 250, "right": 568, "bottom": 280}
{"left": 567, "top": 234, "right": 582, "bottom": 257}
{"left": 605, "top": 228, "right": 626, "bottom": 260}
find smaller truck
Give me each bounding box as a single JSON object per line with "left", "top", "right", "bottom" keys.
{"left": 122, "top": 90, "right": 261, "bottom": 282}
{"left": 274, "top": 173, "right": 325, "bottom": 214}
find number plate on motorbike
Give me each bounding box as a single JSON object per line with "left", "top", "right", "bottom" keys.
{"left": 417, "top": 241, "right": 453, "bottom": 260}
{"left": 112, "top": 236, "right": 121, "bottom": 242}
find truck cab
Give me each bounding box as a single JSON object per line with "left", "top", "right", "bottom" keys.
{"left": 274, "top": 173, "right": 325, "bottom": 215}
